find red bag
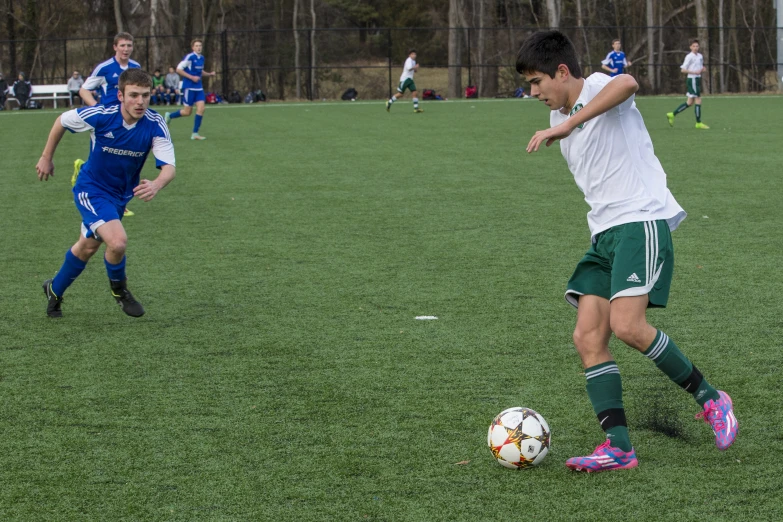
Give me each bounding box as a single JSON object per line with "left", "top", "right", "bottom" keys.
{"left": 465, "top": 85, "right": 477, "bottom": 99}
{"left": 206, "top": 92, "right": 218, "bottom": 104}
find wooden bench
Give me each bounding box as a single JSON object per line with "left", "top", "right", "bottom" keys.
{"left": 6, "top": 84, "right": 73, "bottom": 109}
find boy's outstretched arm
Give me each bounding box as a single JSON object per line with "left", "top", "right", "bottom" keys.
{"left": 526, "top": 74, "right": 638, "bottom": 153}
{"left": 36, "top": 116, "right": 67, "bottom": 181}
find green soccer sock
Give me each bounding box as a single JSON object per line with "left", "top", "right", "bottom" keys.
{"left": 643, "top": 330, "right": 719, "bottom": 407}
{"left": 695, "top": 104, "right": 701, "bottom": 122}
{"left": 673, "top": 102, "right": 689, "bottom": 116}
{"left": 585, "top": 362, "right": 633, "bottom": 452}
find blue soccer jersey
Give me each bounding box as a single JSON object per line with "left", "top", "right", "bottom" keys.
{"left": 82, "top": 57, "right": 142, "bottom": 105}
{"left": 601, "top": 51, "right": 628, "bottom": 77}
{"left": 61, "top": 105, "right": 175, "bottom": 204}
{"left": 178, "top": 52, "right": 205, "bottom": 91}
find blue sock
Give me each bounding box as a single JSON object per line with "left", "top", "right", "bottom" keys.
{"left": 51, "top": 249, "right": 88, "bottom": 296}
{"left": 170, "top": 110, "right": 181, "bottom": 119}
{"left": 193, "top": 114, "right": 203, "bottom": 133}
{"left": 104, "top": 255, "right": 126, "bottom": 283}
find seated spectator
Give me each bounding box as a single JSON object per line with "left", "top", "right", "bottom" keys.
{"left": 0, "top": 72, "right": 8, "bottom": 110}
{"left": 152, "top": 69, "right": 166, "bottom": 105}
{"left": 67, "top": 70, "right": 84, "bottom": 105}
{"left": 13, "top": 72, "right": 32, "bottom": 109}
{"left": 164, "top": 66, "right": 181, "bottom": 105}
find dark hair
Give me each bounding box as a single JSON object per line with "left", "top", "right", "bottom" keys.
{"left": 690, "top": 39, "right": 700, "bottom": 45}
{"left": 118, "top": 68, "right": 153, "bottom": 94}
{"left": 408, "top": 49, "right": 417, "bottom": 55}
{"left": 191, "top": 38, "right": 203, "bottom": 47}
{"left": 612, "top": 38, "right": 621, "bottom": 44}
{"left": 515, "top": 30, "right": 582, "bottom": 79}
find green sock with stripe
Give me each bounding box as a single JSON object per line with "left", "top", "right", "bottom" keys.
{"left": 585, "top": 362, "right": 633, "bottom": 452}
{"left": 643, "top": 330, "right": 719, "bottom": 407}
{"left": 673, "top": 102, "right": 689, "bottom": 115}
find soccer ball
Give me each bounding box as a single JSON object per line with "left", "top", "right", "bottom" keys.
{"left": 488, "top": 407, "right": 551, "bottom": 469}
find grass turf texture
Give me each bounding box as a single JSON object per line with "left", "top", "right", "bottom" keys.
{"left": 1, "top": 96, "right": 781, "bottom": 520}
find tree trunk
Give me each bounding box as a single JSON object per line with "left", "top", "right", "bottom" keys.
{"left": 447, "top": 0, "right": 462, "bottom": 99}
{"left": 150, "top": 0, "right": 160, "bottom": 71}
{"left": 7, "top": 0, "right": 17, "bottom": 78}
{"left": 718, "top": 0, "right": 725, "bottom": 92}
{"left": 546, "top": 0, "right": 560, "bottom": 28}
{"left": 646, "top": 0, "right": 654, "bottom": 91}
{"left": 293, "top": 0, "right": 301, "bottom": 99}
{"left": 657, "top": 0, "right": 664, "bottom": 89}
{"left": 310, "top": 0, "right": 316, "bottom": 99}
{"left": 22, "top": 0, "right": 37, "bottom": 77}
{"left": 694, "top": 0, "right": 708, "bottom": 59}
{"left": 273, "top": 0, "right": 285, "bottom": 99}
{"left": 114, "top": 0, "right": 124, "bottom": 33}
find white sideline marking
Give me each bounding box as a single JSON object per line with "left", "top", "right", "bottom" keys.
{"left": 415, "top": 316, "right": 438, "bottom": 320}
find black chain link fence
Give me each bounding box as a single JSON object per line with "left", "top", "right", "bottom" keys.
{"left": 1, "top": 26, "right": 779, "bottom": 104}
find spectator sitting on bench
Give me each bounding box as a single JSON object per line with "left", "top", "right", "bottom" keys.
{"left": 0, "top": 72, "right": 8, "bottom": 110}
{"left": 68, "top": 71, "right": 85, "bottom": 105}
{"left": 13, "top": 72, "right": 32, "bottom": 109}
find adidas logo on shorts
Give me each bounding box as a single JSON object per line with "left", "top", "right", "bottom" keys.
{"left": 626, "top": 273, "right": 641, "bottom": 283}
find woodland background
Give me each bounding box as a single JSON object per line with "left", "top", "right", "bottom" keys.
{"left": 0, "top": 0, "right": 779, "bottom": 99}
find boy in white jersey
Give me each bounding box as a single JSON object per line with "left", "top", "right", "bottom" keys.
{"left": 667, "top": 39, "right": 709, "bottom": 129}
{"left": 518, "top": 31, "right": 736, "bottom": 472}
{"left": 386, "top": 49, "right": 423, "bottom": 113}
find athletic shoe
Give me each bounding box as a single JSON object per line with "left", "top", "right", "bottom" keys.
{"left": 123, "top": 208, "right": 134, "bottom": 217}
{"left": 695, "top": 390, "right": 737, "bottom": 450}
{"left": 164, "top": 112, "right": 171, "bottom": 124}
{"left": 414, "top": 108, "right": 424, "bottom": 113}
{"left": 191, "top": 133, "right": 206, "bottom": 140}
{"left": 42, "top": 278, "right": 63, "bottom": 318}
{"left": 666, "top": 112, "right": 675, "bottom": 127}
{"left": 72, "top": 158, "right": 85, "bottom": 186}
{"left": 386, "top": 100, "right": 391, "bottom": 112}
{"left": 695, "top": 122, "right": 710, "bottom": 130}
{"left": 565, "top": 440, "right": 638, "bottom": 473}
{"left": 110, "top": 280, "right": 145, "bottom": 317}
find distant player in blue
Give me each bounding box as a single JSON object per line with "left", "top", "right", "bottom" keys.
{"left": 78, "top": 32, "right": 141, "bottom": 217}
{"left": 601, "top": 39, "right": 632, "bottom": 77}
{"left": 79, "top": 32, "right": 140, "bottom": 107}
{"left": 165, "top": 38, "right": 216, "bottom": 140}
{"left": 37, "top": 69, "right": 176, "bottom": 318}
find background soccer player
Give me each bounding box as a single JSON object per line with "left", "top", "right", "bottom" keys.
{"left": 165, "top": 38, "right": 217, "bottom": 140}
{"left": 37, "top": 69, "right": 176, "bottom": 318}
{"left": 78, "top": 32, "right": 141, "bottom": 216}
{"left": 386, "top": 49, "right": 423, "bottom": 113}
{"left": 667, "top": 39, "right": 709, "bottom": 129}
{"left": 518, "top": 30, "right": 736, "bottom": 472}
{"left": 601, "top": 39, "right": 632, "bottom": 77}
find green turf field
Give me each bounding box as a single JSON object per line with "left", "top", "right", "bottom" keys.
{"left": 1, "top": 95, "right": 781, "bottom": 520}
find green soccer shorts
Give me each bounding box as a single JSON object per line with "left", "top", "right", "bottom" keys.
{"left": 686, "top": 77, "right": 701, "bottom": 98}
{"left": 397, "top": 78, "right": 417, "bottom": 94}
{"left": 565, "top": 220, "right": 675, "bottom": 309}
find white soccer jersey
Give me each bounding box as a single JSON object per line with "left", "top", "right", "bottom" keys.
{"left": 681, "top": 52, "right": 704, "bottom": 78}
{"left": 550, "top": 73, "right": 686, "bottom": 240}
{"left": 399, "top": 57, "right": 416, "bottom": 82}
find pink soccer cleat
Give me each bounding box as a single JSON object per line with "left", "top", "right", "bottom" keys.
{"left": 696, "top": 390, "right": 738, "bottom": 450}
{"left": 566, "top": 440, "right": 638, "bottom": 473}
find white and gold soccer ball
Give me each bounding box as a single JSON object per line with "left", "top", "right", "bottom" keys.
{"left": 488, "top": 407, "right": 551, "bottom": 469}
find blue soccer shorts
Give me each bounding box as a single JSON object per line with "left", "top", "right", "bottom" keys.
{"left": 182, "top": 88, "right": 206, "bottom": 106}
{"left": 73, "top": 189, "right": 125, "bottom": 241}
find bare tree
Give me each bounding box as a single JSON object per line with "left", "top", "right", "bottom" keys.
{"left": 309, "top": 0, "right": 316, "bottom": 98}
{"left": 646, "top": 0, "right": 654, "bottom": 90}
{"left": 447, "top": 0, "right": 462, "bottom": 98}
{"left": 114, "top": 0, "right": 124, "bottom": 32}
{"left": 293, "top": 0, "right": 301, "bottom": 98}
{"left": 718, "top": 0, "right": 725, "bottom": 92}
{"left": 546, "top": 0, "right": 560, "bottom": 28}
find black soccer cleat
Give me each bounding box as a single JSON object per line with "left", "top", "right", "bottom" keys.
{"left": 110, "top": 280, "right": 145, "bottom": 317}
{"left": 42, "top": 278, "right": 64, "bottom": 318}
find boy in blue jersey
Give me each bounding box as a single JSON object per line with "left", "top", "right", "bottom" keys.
{"left": 78, "top": 32, "right": 141, "bottom": 217}
{"left": 79, "top": 33, "right": 141, "bottom": 107}
{"left": 165, "top": 38, "right": 217, "bottom": 140}
{"left": 37, "top": 69, "right": 176, "bottom": 318}
{"left": 601, "top": 39, "right": 632, "bottom": 77}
